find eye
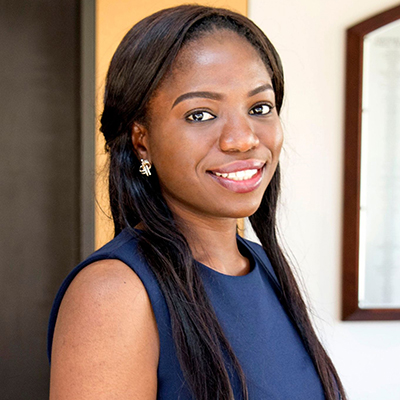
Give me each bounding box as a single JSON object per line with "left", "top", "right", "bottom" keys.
{"left": 249, "top": 103, "right": 273, "bottom": 116}
{"left": 186, "top": 110, "right": 216, "bottom": 122}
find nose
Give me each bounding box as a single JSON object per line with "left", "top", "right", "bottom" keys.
{"left": 218, "top": 115, "right": 259, "bottom": 153}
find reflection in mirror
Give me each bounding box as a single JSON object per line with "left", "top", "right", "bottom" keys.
{"left": 359, "top": 20, "right": 400, "bottom": 308}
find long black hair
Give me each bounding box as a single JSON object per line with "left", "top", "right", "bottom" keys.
{"left": 100, "top": 5, "right": 346, "bottom": 400}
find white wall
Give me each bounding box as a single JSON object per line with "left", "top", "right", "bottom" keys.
{"left": 248, "top": 1, "right": 400, "bottom": 399}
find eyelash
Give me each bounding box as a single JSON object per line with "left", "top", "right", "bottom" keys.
{"left": 185, "top": 102, "right": 274, "bottom": 123}
{"left": 185, "top": 110, "right": 216, "bottom": 122}
{"left": 249, "top": 103, "right": 274, "bottom": 116}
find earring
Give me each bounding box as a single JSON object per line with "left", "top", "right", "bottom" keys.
{"left": 139, "top": 159, "right": 152, "bottom": 176}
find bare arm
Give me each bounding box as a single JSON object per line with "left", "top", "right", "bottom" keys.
{"left": 49, "top": 260, "right": 159, "bottom": 400}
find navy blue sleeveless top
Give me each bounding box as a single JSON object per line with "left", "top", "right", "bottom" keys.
{"left": 48, "top": 229, "right": 326, "bottom": 399}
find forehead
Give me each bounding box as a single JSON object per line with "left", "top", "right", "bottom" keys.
{"left": 177, "top": 30, "right": 262, "bottom": 65}
{"left": 154, "top": 30, "right": 271, "bottom": 98}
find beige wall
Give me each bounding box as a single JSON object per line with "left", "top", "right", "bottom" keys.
{"left": 95, "top": 0, "right": 247, "bottom": 248}
{"left": 247, "top": 1, "right": 400, "bottom": 399}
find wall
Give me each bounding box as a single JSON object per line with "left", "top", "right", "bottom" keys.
{"left": 0, "top": 1, "right": 81, "bottom": 398}
{"left": 247, "top": 1, "right": 400, "bottom": 399}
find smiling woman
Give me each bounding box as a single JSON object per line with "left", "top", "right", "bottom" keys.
{"left": 135, "top": 31, "right": 282, "bottom": 224}
{"left": 48, "top": 5, "right": 346, "bottom": 400}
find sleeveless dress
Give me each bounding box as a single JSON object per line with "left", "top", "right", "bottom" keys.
{"left": 48, "top": 229, "right": 326, "bottom": 399}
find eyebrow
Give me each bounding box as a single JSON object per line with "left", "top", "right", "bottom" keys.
{"left": 171, "top": 83, "right": 274, "bottom": 109}
{"left": 247, "top": 83, "right": 274, "bottom": 97}
{"left": 171, "top": 91, "right": 222, "bottom": 109}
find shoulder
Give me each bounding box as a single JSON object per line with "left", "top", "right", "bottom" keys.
{"left": 57, "top": 259, "right": 153, "bottom": 335}
{"left": 64, "top": 258, "right": 147, "bottom": 302}
{"left": 50, "top": 259, "right": 159, "bottom": 399}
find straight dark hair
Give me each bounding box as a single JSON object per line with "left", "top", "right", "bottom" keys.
{"left": 100, "top": 5, "right": 346, "bottom": 400}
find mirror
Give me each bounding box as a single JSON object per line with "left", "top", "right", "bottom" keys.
{"left": 342, "top": 5, "right": 400, "bottom": 320}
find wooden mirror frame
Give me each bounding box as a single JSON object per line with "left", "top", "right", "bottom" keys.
{"left": 342, "top": 4, "right": 400, "bottom": 321}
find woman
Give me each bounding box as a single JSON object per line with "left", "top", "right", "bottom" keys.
{"left": 48, "top": 5, "right": 346, "bottom": 400}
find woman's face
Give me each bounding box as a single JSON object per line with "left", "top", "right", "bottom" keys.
{"left": 136, "top": 30, "right": 283, "bottom": 222}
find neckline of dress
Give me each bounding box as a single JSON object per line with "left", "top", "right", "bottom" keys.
{"left": 196, "top": 236, "right": 258, "bottom": 279}
{"left": 128, "top": 228, "right": 257, "bottom": 279}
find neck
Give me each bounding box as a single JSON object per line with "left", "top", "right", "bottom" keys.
{"left": 171, "top": 208, "right": 250, "bottom": 276}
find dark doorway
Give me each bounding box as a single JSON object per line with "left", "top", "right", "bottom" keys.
{"left": 0, "top": 0, "right": 85, "bottom": 398}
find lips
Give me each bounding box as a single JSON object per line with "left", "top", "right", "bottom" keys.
{"left": 208, "top": 160, "right": 265, "bottom": 193}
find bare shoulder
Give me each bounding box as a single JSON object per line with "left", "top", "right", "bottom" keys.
{"left": 50, "top": 259, "right": 159, "bottom": 400}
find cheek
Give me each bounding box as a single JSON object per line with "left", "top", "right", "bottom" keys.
{"left": 274, "top": 127, "right": 284, "bottom": 155}
{"left": 149, "top": 122, "right": 213, "bottom": 168}
{"left": 260, "top": 122, "right": 284, "bottom": 159}
{"left": 148, "top": 135, "right": 200, "bottom": 190}
{"left": 272, "top": 118, "right": 284, "bottom": 147}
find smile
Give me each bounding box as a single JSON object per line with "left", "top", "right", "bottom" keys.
{"left": 213, "top": 169, "right": 258, "bottom": 181}
{"left": 208, "top": 161, "right": 265, "bottom": 194}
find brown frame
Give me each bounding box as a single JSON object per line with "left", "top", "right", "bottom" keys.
{"left": 342, "top": 4, "right": 400, "bottom": 321}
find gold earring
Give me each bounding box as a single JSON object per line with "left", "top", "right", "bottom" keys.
{"left": 139, "top": 159, "right": 152, "bottom": 176}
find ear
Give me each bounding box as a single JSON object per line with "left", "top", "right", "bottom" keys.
{"left": 131, "top": 122, "right": 151, "bottom": 162}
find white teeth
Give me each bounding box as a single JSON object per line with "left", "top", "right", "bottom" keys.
{"left": 214, "top": 169, "right": 258, "bottom": 181}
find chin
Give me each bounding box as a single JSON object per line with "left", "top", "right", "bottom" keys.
{"left": 226, "top": 201, "right": 262, "bottom": 219}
